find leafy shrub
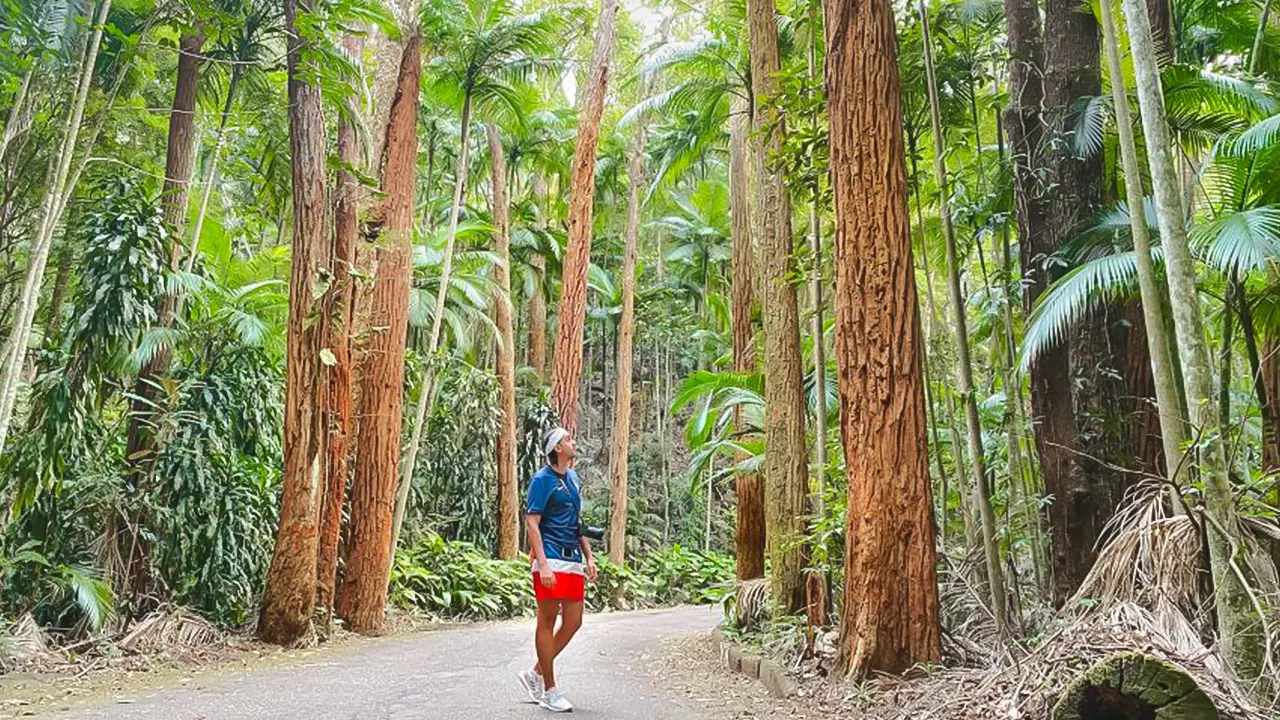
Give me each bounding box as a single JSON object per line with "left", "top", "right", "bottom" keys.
{"left": 639, "top": 545, "right": 735, "bottom": 605}
{"left": 389, "top": 532, "right": 533, "bottom": 620}
{"left": 152, "top": 348, "right": 283, "bottom": 627}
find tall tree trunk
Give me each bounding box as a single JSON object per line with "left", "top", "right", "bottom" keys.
{"left": 316, "top": 33, "right": 363, "bottom": 621}
{"left": 1098, "top": 0, "right": 1187, "bottom": 515}
{"left": 607, "top": 123, "right": 646, "bottom": 566}
{"left": 488, "top": 124, "right": 519, "bottom": 561}
{"left": 1040, "top": 0, "right": 1115, "bottom": 605}
{"left": 527, "top": 176, "right": 549, "bottom": 379}
{"left": 0, "top": 0, "right": 112, "bottom": 457}
{"left": 336, "top": 35, "right": 420, "bottom": 636}
{"left": 259, "top": 0, "right": 331, "bottom": 645}
{"left": 920, "top": 5, "right": 1009, "bottom": 637}
{"left": 550, "top": 0, "right": 621, "bottom": 431}
{"left": 730, "top": 96, "right": 764, "bottom": 581}
{"left": 748, "top": 0, "right": 808, "bottom": 616}
{"left": 825, "top": 0, "right": 941, "bottom": 676}
{"left": 1121, "top": 0, "right": 1266, "bottom": 683}
{"left": 111, "top": 30, "right": 206, "bottom": 605}
{"left": 392, "top": 90, "right": 475, "bottom": 552}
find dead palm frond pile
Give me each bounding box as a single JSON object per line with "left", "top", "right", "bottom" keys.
{"left": 117, "top": 607, "right": 225, "bottom": 655}
{"left": 820, "top": 481, "right": 1279, "bottom": 719}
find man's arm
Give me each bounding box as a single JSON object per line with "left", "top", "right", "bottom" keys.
{"left": 579, "top": 536, "right": 597, "bottom": 581}
{"left": 528, "top": 514, "right": 555, "bottom": 587}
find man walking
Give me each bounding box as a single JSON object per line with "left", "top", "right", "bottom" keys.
{"left": 518, "top": 427, "right": 597, "bottom": 713}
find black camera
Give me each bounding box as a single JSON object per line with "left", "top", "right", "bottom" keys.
{"left": 579, "top": 522, "right": 605, "bottom": 541}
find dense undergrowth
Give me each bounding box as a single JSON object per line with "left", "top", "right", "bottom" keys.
{"left": 389, "top": 532, "right": 735, "bottom": 620}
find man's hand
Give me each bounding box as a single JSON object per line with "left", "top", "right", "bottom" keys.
{"left": 586, "top": 558, "right": 598, "bottom": 583}
{"left": 539, "top": 565, "right": 556, "bottom": 588}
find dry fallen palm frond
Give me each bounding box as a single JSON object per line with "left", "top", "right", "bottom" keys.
{"left": 118, "top": 608, "right": 224, "bottom": 652}
{"left": 2, "top": 613, "right": 57, "bottom": 671}
{"left": 1069, "top": 479, "right": 1203, "bottom": 617}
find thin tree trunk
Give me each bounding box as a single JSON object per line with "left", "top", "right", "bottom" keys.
{"left": 336, "top": 35, "right": 420, "bottom": 636}
{"left": 825, "top": 0, "right": 941, "bottom": 676}
{"left": 748, "top": 0, "right": 808, "bottom": 616}
{"left": 1099, "top": 0, "right": 1187, "bottom": 509}
{"left": 730, "top": 96, "right": 765, "bottom": 581}
{"left": 0, "top": 0, "right": 112, "bottom": 457}
{"left": 528, "top": 176, "right": 549, "bottom": 379}
{"left": 550, "top": 0, "right": 621, "bottom": 431}
{"left": 1251, "top": 0, "right": 1273, "bottom": 75}
{"left": 1121, "top": 0, "right": 1266, "bottom": 683}
{"left": 316, "top": 33, "right": 363, "bottom": 622}
{"left": 184, "top": 68, "right": 243, "bottom": 274}
{"left": 0, "top": 66, "right": 34, "bottom": 168}
{"left": 259, "top": 0, "right": 331, "bottom": 645}
{"left": 392, "top": 90, "right": 474, "bottom": 552}
{"left": 488, "top": 124, "right": 519, "bottom": 561}
{"left": 920, "top": 4, "right": 1008, "bottom": 638}
{"left": 607, "top": 122, "right": 646, "bottom": 566}
{"left": 806, "top": 17, "right": 828, "bottom": 514}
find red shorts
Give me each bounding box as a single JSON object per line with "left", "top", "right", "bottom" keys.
{"left": 533, "top": 571, "right": 585, "bottom": 602}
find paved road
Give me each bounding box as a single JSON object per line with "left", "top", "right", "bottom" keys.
{"left": 55, "top": 606, "right": 723, "bottom": 720}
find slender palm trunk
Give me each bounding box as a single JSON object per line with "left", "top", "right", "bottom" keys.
{"left": 528, "top": 177, "right": 549, "bottom": 379}
{"left": 184, "top": 69, "right": 243, "bottom": 274}
{"left": 336, "top": 36, "right": 420, "bottom": 635}
{"left": 921, "top": 4, "right": 1008, "bottom": 637}
{"left": 488, "top": 124, "right": 520, "bottom": 561}
{"left": 1121, "top": 0, "right": 1266, "bottom": 683}
{"left": 607, "top": 122, "right": 647, "bottom": 565}
{"left": 0, "top": 66, "right": 34, "bottom": 167}
{"left": 392, "top": 91, "right": 474, "bottom": 552}
{"left": 0, "top": 0, "right": 112, "bottom": 458}
{"left": 1251, "top": 0, "right": 1273, "bottom": 75}
{"left": 1099, "top": 0, "right": 1187, "bottom": 510}
{"left": 806, "top": 18, "right": 828, "bottom": 514}
{"left": 259, "top": 0, "right": 331, "bottom": 645}
{"left": 551, "top": 0, "right": 621, "bottom": 431}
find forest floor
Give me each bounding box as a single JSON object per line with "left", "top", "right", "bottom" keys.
{"left": 0, "top": 605, "right": 820, "bottom": 719}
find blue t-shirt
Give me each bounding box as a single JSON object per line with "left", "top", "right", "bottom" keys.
{"left": 526, "top": 466, "right": 583, "bottom": 567}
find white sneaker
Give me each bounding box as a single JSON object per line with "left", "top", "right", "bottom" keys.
{"left": 518, "top": 668, "right": 544, "bottom": 703}
{"left": 539, "top": 687, "right": 573, "bottom": 713}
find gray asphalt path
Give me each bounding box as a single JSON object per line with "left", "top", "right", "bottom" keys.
{"left": 55, "top": 605, "right": 723, "bottom": 720}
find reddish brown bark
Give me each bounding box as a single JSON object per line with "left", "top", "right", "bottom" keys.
{"left": 488, "top": 124, "right": 519, "bottom": 561}
{"left": 316, "top": 34, "right": 362, "bottom": 618}
{"left": 335, "top": 35, "right": 420, "bottom": 636}
{"left": 730, "top": 96, "right": 763, "bottom": 581}
{"left": 749, "top": 0, "right": 807, "bottom": 614}
{"left": 607, "top": 124, "right": 646, "bottom": 566}
{"left": 550, "top": 0, "right": 620, "bottom": 431}
{"left": 259, "top": 0, "right": 330, "bottom": 645}
{"left": 824, "top": 0, "right": 941, "bottom": 676}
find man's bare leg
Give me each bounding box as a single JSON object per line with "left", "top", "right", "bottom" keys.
{"left": 534, "top": 600, "right": 561, "bottom": 690}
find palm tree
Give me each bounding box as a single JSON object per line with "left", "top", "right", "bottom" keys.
{"left": 397, "top": 0, "right": 568, "bottom": 547}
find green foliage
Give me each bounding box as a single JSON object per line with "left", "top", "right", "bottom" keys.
{"left": 390, "top": 532, "right": 533, "bottom": 620}
{"left": 404, "top": 359, "right": 500, "bottom": 548}
{"left": 150, "top": 348, "right": 283, "bottom": 627}
{"left": 638, "top": 545, "right": 735, "bottom": 605}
